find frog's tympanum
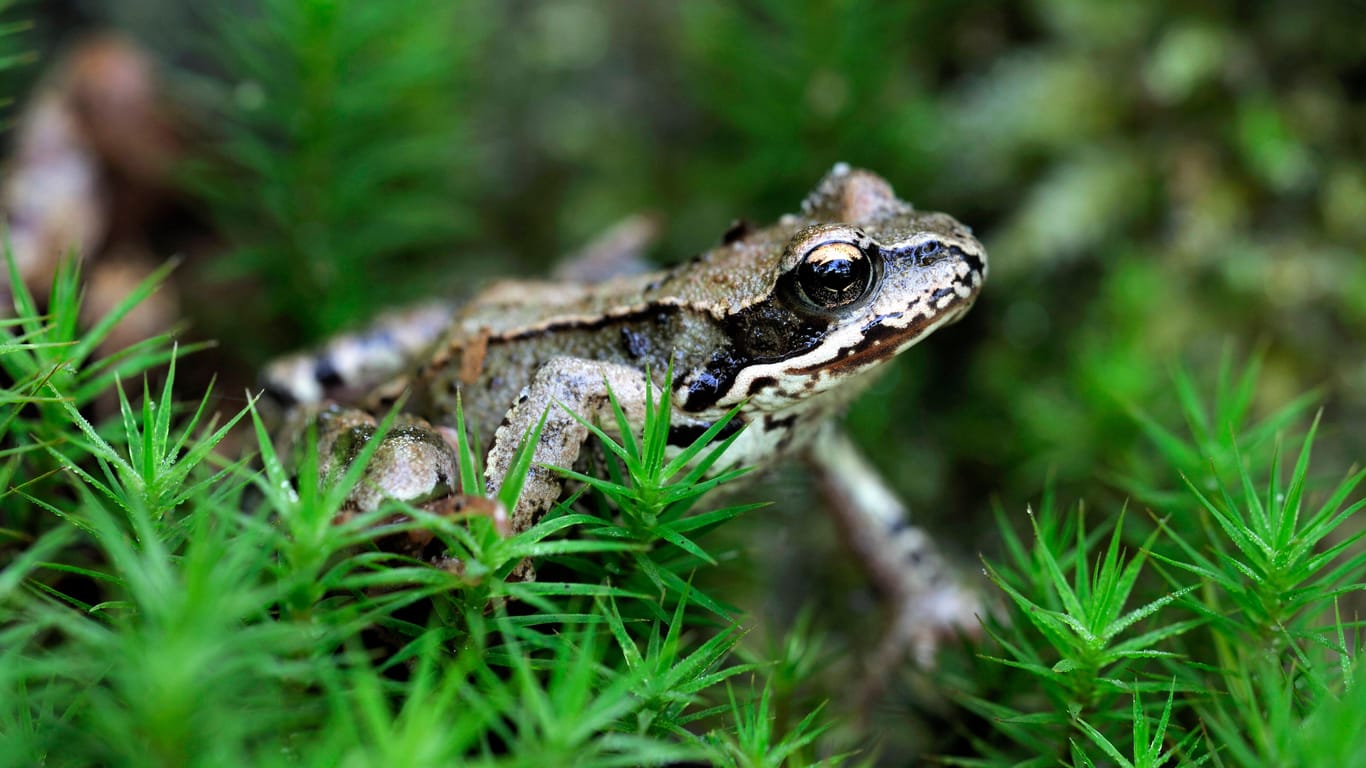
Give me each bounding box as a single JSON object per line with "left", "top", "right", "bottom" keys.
{"left": 264, "top": 164, "right": 988, "bottom": 671}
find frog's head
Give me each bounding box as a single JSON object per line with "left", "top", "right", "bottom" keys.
{"left": 679, "top": 164, "right": 987, "bottom": 413}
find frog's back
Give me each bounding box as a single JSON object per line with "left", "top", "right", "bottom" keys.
{"left": 406, "top": 267, "right": 731, "bottom": 441}
{"left": 406, "top": 214, "right": 821, "bottom": 439}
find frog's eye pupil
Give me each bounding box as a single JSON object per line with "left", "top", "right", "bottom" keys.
{"left": 813, "top": 258, "right": 852, "bottom": 284}
{"left": 795, "top": 241, "right": 873, "bottom": 310}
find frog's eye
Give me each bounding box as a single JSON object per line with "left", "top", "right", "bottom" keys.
{"left": 793, "top": 241, "right": 875, "bottom": 311}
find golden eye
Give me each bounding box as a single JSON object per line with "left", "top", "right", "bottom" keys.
{"left": 794, "top": 241, "right": 873, "bottom": 309}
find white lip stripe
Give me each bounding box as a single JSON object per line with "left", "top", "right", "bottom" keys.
{"left": 701, "top": 307, "right": 962, "bottom": 411}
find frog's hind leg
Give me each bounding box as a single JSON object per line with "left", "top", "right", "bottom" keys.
{"left": 261, "top": 301, "right": 457, "bottom": 409}
{"left": 803, "top": 427, "right": 981, "bottom": 700}
{"left": 288, "top": 405, "right": 461, "bottom": 512}
{"left": 280, "top": 403, "right": 509, "bottom": 562}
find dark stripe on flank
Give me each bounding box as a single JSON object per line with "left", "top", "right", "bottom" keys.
{"left": 620, "top": 327, "right": 652, "bottom": 359}
{"left": 666, "top": 417, "right": 745, "bottom": 448}
{"left": 496, "top": 303, "right": 683, "bottom": 344}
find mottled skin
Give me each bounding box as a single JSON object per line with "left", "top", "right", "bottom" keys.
{"left": 264, "top": 164, "right": 987, "bottom": 670}
{"left": 410, "top": 172, "right": 982, "bottom": 430}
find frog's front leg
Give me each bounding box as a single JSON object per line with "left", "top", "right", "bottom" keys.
{"left": 804, "top": 427, "right": 980, "bottom": 691}
{"left": 483, "top": 357, "right": 649, "bottom": 535}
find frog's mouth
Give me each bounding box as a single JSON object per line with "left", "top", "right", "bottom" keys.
{"left": 787, "top": 304, "right": 957, "bottom": 378}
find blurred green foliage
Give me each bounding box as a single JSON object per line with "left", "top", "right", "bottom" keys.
{"left": 0, "top": 2, "right": 41, "bottom": 125}
{"left": 113, "top": 0, "right": 1364, "bottom": 502}
{"left": 7, "top": 0, "right": 1366, "bottom": 763}
{"left": 183, "top": 0, "right": 485, "bottom": 347}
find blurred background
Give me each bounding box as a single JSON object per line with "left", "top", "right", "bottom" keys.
{"left": 5, "top": 0, "right": 1364, "bottom": 757}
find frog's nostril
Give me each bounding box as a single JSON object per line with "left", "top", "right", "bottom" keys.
{"left": 915, "top": 240, "right": 943, "bottom": 265}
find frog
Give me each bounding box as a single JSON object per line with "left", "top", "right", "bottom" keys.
{"left": 262, "top": 163, "right": 988, "bottom": 671}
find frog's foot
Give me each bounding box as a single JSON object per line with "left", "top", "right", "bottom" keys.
{"left": 804, "top": 428, "right": 983, "bottom": 697}
{"left": 868, "top": 525, "right": 982, "bottom": 660}
{"left": 856, "top": 536, "right": 982, "bottom": 704}
{"left": 299, "top": 405, "right": 513, "bottom": 563}
{"left": 306, "top": 405, "right": 462, "bottom": 515}
{"left": 853, "top": 531, "right": 983, "bottom": 705}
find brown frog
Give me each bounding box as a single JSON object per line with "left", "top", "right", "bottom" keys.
{"left": 264, "top": 163, "right": 988, "bottom": 668}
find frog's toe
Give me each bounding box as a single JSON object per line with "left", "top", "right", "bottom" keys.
{"left": 891, "top": 577, "right": 983, "bottom": 665}
{"left": 854, "top": 575, "right": 984, "bottom": 709}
